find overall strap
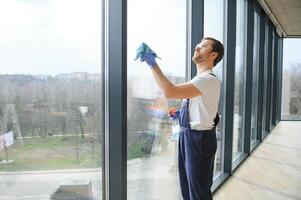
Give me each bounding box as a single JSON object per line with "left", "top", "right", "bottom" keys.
{"left": 208, "top": 73, "right": 216, "bottom": 78}
{"left": 213, "top": 113, "right": 220, "bottom": 128}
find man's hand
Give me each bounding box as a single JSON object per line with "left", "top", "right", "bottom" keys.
{"left": 168, "top": 107, "right": 180, "bottom": 120}
{"left": 134, "top": 42, "right": 160, "bottom": 68}
{"left": 143, "top": 53, "right": 158, "bottom": 68}
{"left": 135, "top": 43, "right": 203, "bottom": 99}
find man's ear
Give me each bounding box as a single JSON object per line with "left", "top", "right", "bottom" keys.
{"left": 211, "top": 52, "right": 218, "bottom": 60}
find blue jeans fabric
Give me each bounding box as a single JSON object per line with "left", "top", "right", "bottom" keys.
{"left": 178, "top": 99, "right": 217, "bottom": 200}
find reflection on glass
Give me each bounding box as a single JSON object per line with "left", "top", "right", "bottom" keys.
{"left": 204, "top": 0, "right": 225, "bottom": 178}
{"left": 232, "top": 0, "right": 246, "bottom": 161}
{"left": 127, "top": 0, "right": 186, "bottom": 199}
{"left": 281, "top": 39, "right": 301, "bottom": 120}
{"left": 0, "top": 1, "right": 102, "bottom": 199}
{"left": 262, "top": 19, "right": 269, "bottom": 138}
{"left": 251, "top": 9, "right": 260, "bottom": 146}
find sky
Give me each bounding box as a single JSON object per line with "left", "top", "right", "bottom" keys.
{"left": 1, "top": 0, "right": 299, "bottom": 76}
{"left": 0, "top": 0, "right": 102, "bottom": 75}
{"left": 127, "top": 0, "right": 186, "bottom": 77}
{"left": 283, "top": 38, "right": 301, "bottom": 70}
{"left": 0, "top": 0, "right": 187, "bottom": 76}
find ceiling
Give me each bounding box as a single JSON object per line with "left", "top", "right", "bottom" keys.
{"left": 260, "top": 0, "right": 301, "bottom": 38}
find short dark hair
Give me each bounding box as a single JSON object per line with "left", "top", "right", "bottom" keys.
{"left": 201, "top": 37, "right": 224, "bottom": 66}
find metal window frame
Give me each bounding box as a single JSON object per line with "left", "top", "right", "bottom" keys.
{"left": 103, "top": 0, "right": 127, "bottom": 199}
{"left": 277, "top": 38, "right": 283, "bottom": 122}
{"left": 188, "top": 0, "right": 204, "bottom": 79}
{"left": 268, "top": 27, "right": 274, "bottom": 130}
{"left": 256, "top": 7, "right": 265, "bottom": 144}
{"left": 272, "top": 32, "right": 281, "bottom": 127}
{"left": 271, "top": 30, "right": 278, "bottom": 127}
{"left": 101, "top": 0, "right": 105, "bottom": 199}
{"left": 243, "top": 0, "right": 254, "bottom": 155}
{"left": 223, "top": 0, "right": 236, "bottom": 174}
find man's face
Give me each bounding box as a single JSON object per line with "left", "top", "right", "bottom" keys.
{"left": 192, "top": 39, "right": 216, "bottom": 64}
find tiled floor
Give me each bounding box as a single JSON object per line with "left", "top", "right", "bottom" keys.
{"left": 213, "top": 121, "right": 301, "bottom": 200}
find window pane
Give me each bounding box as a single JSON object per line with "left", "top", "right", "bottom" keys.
{"left": 0, "top": 1, "right": 103, "bottom": 199}
{"left": 281, "top": 39, "right": 301, "bottom": 120}
{"left": 262, "top": 19, "right": 269, "bottom": 137}
{"left": 127, "top": 0, "right": 186, "bottom": 199}
{"left": 251, "top": 9, "right": 260, "bottom": 146}
{"left": 232, "top": 0, "right": 247, "bottom": 161}
{"left": 204, "top": 0, "right": 225, "bottom": 178}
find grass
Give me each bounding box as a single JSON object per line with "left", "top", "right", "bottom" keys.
{"left": 127, "top": 139, "right": 150, "bottom": 160}
{"left": 0, "top": 136, "right": 151, "bottom": 172}
{"left": 0, "top": 136, "right": 102, "bottom": 172}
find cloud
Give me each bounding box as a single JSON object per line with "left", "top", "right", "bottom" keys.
{"left": 0, "top": 0, "right": 190, "bottom": 76}
{"left": 127, "top": 0, "right": 186, "bottom": 77}
{"left": 0, "top": 0, "right": 102, "bottom": 75}
{"left": 283, "top": 38, "right": 301, "bottom": 68}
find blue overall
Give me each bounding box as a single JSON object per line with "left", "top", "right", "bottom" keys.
{"left": 178, "top": 99, "right": 217, "bottom": 200}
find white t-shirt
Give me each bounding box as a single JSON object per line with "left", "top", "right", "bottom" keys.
{"left": 189, "top": 69, "right": 220, "bottom": 130}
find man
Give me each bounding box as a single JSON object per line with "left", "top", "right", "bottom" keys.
{"left": 140, "top": 37, "right": 224, "bottom": 200}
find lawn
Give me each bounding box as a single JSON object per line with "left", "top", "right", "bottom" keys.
{"left": 0, "top": 135, "right": 151, "bottom": 172}
{"left": 0, "top": 136, "right": 102, "bottom": 172}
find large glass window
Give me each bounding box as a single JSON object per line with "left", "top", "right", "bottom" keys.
{"left": 204, "top": 0, "right": 225, "bottom": 178}
{"left": 232, "top": 0, "right": 247, "bottom": 162}
{"left": 0, "top": 1, "right": 103, "bottom": 199}
{"left": 281, "top": 39, "right": 301, "bottom": 120}
{"left": 127, "top": 0, "right": 186, "bottom": 199}
{"left": 250, "top": 8, "right": 260, "bottom": 146}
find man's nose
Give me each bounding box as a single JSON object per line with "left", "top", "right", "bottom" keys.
{"left": 195, "top": 44, "right": 202, "bottom": 51}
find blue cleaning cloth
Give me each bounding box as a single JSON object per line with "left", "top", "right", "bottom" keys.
{"left": 134, "top": 42, "right": 161, "bottom": 61}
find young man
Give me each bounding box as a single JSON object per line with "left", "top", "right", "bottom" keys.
{"left": 140, "top": 37, "right": 224, "bottom": 200}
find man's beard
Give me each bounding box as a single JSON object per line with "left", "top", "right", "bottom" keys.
{"left": 192, "top": 54, "right": 206, "bottom": 64}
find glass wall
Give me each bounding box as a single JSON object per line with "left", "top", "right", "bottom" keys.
{"left": 281, "top": 39, "right": 301, "bottom": 120}
{"left": 232, "top": 0, "right": 247, "bottom": 162}
{"left": 204, "top": 0, "right": 225, "bottom": 178}
{"left": 250, "top": 8, "right": 260, "bottom": 146}
{"left": 0, "top": 0, "right": 286, "bottom": 199}
{"left": 127, "top": 0, "right": 186, "bottom": 199}
{"left": 0, "top": 1, "right": 103, "bottom": 199}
